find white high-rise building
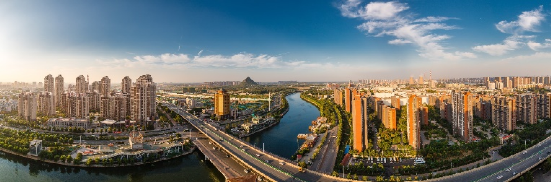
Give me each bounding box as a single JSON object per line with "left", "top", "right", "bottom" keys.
{"left": 38, "top": 92, "right": 55, "bottom": 117}
{"left": 76, "top": 75, "right": 88, "bottom": 94}
{"left": 55, "top": 75, "right": 64, "bottom": 110}
{"left": 451, "top": 90, "right": 473, "bottom": 142}
{"left": 18, "top": 92, "right": 37, "bottom": 121}
{"left": 131, "top": 74, "right": 156, "bottom": 125}
{"left": 100, "top": 76, "right": 111, "bottom": 97}
{"left": 66, "top": 92, "right": 89, "bottom": 118}
{"left": 122, "top": 76, "right": 132, "bottom": 94}
{"left": 44, "top": 74, "right": 54, "bottom": 93}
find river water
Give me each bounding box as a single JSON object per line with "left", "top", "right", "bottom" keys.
{"left": 0, "top": 149, "right": 224, "bottom": 181}
{"left": 244, "top": 92, "right": 321, "bottom": 159}
{"left": 0, "top": 92, "right": 319, "bottom": 182}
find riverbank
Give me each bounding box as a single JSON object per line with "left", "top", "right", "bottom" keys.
{"left": 238, "top": 92, "right": 291, "bottom": 138}
{"left": 0, "top": 144, "right": 197, "bottom": 168}
{"left": 244, "top": 92, "right": 321, "bottom": 160}
{"left": 239, "top": 120, "right": 280, "bottom": 138}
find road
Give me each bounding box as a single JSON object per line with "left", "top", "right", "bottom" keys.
{"left": 193, "top": 132, "right": 249, "bottom": 179}
{"left": 432, "top": 136, "right": 551, "bottom": 182}
{"left": 168, "top": 104, "right": 348, "bottom": 182}
{"left": 312, "top": 127, "right": 338, "bottom": 174}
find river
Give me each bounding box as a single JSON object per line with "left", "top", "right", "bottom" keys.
{"left": 244, "top": 92, "right": 321, "bottom": 159}
{"left": 0, "top": 92, "right": 319, "bottom": 182}
{"left": 0, "top": 150, "right": 224, "bottom": 182}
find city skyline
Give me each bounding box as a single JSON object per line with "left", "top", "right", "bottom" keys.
{"left": 2, "top": 0, "right": 551, "bottom": 82}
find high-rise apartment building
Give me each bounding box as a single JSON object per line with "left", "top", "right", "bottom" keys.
{"left": 492, "top": 96, "right": 516, "bottom": 131}
{"left": 44, "top": 74, "right": 54, "bottom": 93}
{"left": 55, "top": 75, "right": 64, "bottom": 110}
{"left": 38, "top": 91, "right": 55, "bottom": 117}
{"left": 421, "top": 107, "right": 429, "bottom": 126}
{"left": 352, "top": 91, "right": 368, "bottom": 152}
{"left": 382, "top": 105, "right": 397, "bottom": 130}
{"left": 88, "top": 91, "right": 100, "bottom": 112}
{"left": 66, "top": 92, "right": 89, "bottom": 118}
{"left": 18, "top": 92, "right": 37, "bottom": 121}
{"left": 110, "top": 93, "right": 128, "bottom": 121}
{"left": 407, "top": 95, "right": 421, "bottom": 150}
{"left": 100, "top": 96, "right": 111, "bottom": 119}
{"left": 345, "top": 88, "right": 352, "bottom": 112}
{"left": 130, "top": 74, "right": 156, "bottom": 124}
{"left": 122, "top": 76, "right": 132, "bottom": 94}
{"left": 474, "top": 96, "right": 492, "bottom": 121}
{"left": 214, "top": 89, "right": 230, "bottom": 119}
{"left": 537, "top": 94, "right": 551, "bottom": 119}
{"left": 516, "top": 94, "right": 537, "bottom": 124}
{"left": 451, "top": 90, "right": 473, "bottom": 142}
{"left": 75, "top": 75, "right": 88, "bottom": 94}
{"left": 391, "top": 96, "right": 401, "bottom": 110}
{"left": 333, "top": 89, "right": 343, "bottom": 106}
{"left": 91, "top": 81, "right": 100, "bottom": 92}
{"left": 100, "top": 76, "right": 111, "bottom": 97}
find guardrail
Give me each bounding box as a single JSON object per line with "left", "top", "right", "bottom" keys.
{"left": 428, "top": 135, "right": 551, "bottom": 182}
{"left": 172, "top": 107, "right": 360, "bottom": 182}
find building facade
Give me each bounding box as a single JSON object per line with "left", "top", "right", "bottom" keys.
{"left": 407, "top": 95, "right": 421, "bottom": 150}
{"left": 214, "top": 89, "right": 230, "bottom": 119}
{"left": 351, "top": 91, "right": 368, "bottom": 152}
{"left": 130, "top": 74, "right": 156, "bottom": 124}
{"left": 55, "top": 75, "right": 64, "bottom": 110}
{"left": 100, "top": 76, "right": 111, "bottom": 97}
{"left": 38, "top": 91, "right": 55, "bottom": 117}
{"left": 451, "top": 90, "right": 473, "bottom": 142}
{"left": 18, "top": 92, "right": 37, "bottom": 121}
{"left": 44, "top": 74, "right": 54, "bottom": 93}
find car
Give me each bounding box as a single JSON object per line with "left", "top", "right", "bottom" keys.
{"left": 497, "top": 175, "right": 503, "bottom": 179}
{"left": 506, "top": 168, "right": 511, "bottom": 172}
{"left": 256, "top": 154, "right": 260, "bottom": 157}
{"left": 513, "top": 172, "right": 516, "bottom": 176}
{"left": 523, "top": 151, "right": 527, "bottom": 154}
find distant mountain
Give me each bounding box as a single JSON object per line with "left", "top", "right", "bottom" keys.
{"left": 240, "top": 77, "right": 258, "bottom": 86}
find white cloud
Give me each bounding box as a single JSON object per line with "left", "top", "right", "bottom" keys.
{"left": 500, "top": 51, "right": 551, "bottom": 62}
{"left": 496, "top": 6, "right": 545, "bottom": 34}
{"left": 414, "top": 16, "right": 457, "bottom": 23}
{"left": 340, "top": 1, "right": 408, "bottom": 20}
{"left": 495, "top": 6, "right": 545, "bottom": 34}
{"left": 339, "top": 0, "right": 474, "bottom": 60}
{"left": 474, "top": 6, "right": 546, "bottom": 55}
{"left": 454, "top": 51, "right": 477, "bottom": 59}
{"left": 361, "top": 2, "right": 409, "bottom": 20}
{"left": 527, "top": 40, "right": 551, "bottom": 51}
{"left": 97, "top": 52, "right": 324, "bottom": 70}
{"left": 518, "top": 6, "right": 545, "bottom": 32}
{"left": 388, "top": 39, "right": 412, "bottom": 45}
{"left": 472, "top": 39, "right": 521, "bottom": 56}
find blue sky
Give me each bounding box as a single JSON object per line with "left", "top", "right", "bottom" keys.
{"left": 1, "top": 0, "right": 551, "bottom": 83}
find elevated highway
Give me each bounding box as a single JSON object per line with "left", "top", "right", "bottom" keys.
{"left": 169, "top": 106, "right": 349, "bottom": 182}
